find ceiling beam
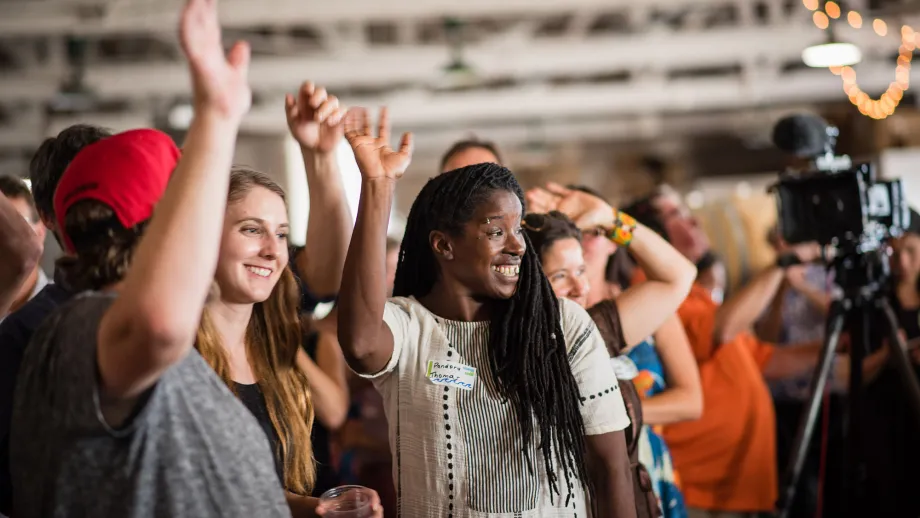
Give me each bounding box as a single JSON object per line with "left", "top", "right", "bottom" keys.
{"left": 238, "top": 64, "right": 912, "bottom": 133}
{"left": 49, "top": 21, "right": 852, "bottom": 101}
{"left": 0, "top": 0, "right": 703, "bottom": 36}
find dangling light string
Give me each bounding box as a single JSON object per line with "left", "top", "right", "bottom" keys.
{"left": 804, "top": 0, "right": 915, "bottom": 119}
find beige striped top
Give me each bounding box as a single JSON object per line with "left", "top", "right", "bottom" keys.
{"left": 362, "top": 296, "right": 630, "bottom": 518}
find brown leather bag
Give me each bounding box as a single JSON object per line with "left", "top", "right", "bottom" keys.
{"left": 588, "top": 300, "right": 661, "bottom": 518}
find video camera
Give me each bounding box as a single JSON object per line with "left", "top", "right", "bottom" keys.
{"left": 769, "top": 114, "right": 910, "bottom": 252}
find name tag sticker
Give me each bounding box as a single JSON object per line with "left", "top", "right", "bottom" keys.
{"left": 426, "top": 360, "right": 476, "bottom": 391}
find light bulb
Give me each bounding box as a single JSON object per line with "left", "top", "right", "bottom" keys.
{"left": 803, "top": 42, "right": 862, "bottom": 68}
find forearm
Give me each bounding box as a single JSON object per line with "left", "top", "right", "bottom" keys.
{"left": 615, "top": 225, "right": 696, "bottom": 346}
{"left": 101, "top": 110, "right": 240, "bottom": 395}
{"left": 762, "top": 341, "right": 821, "bottom": 381}
{"left": 0, "top": 194, "right": 41, "bottom": 316}
{"left": 337, "top": 178, "right": 394, "bottom": 369}
{"left": 837, "top": 348, "right": 890, "bottom": 387}
{"left": 641, "top": 388, "right": 703, "bottom": 425}
{"left": 297, "top": 351, "right": 349, "bottom": 429}
{"left": 754, "top": 288, "right": 785, "bottom": 343}
{"left": 301, "top": 149, "right": 351, "bottom": 297}
{"left": 715, "top": 266, "right": 785, "bottom": 344}
{"left": 591, "top": 459, "right": 637, "bottom": 518}
{"left": 286, "top": 493, "right": 320, "bottom": 518}
{"left": 642, "top": 314, "right": 702, "bottom": 424}
{"left": 629, "top": 225, "right": 697, "bottom": 289}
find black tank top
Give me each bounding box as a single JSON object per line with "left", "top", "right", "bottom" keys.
{"left": 235, "top": 382, "right": 285, "bottom": 486}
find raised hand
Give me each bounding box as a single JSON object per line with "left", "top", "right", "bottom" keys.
{"left": 179, "top": 0, "right": 251, "bottom": 121}
{"left": 343, "top": 107, "right": 412, "bottom": 181}
{"left": 525, "top": 182, "right": 614, "bottom": 230}
{"left": 285, "top": 82, "right": 347, "bottom": 153}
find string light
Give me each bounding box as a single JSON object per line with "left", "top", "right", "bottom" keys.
{"left": 847, "top": 11, "right": 863, "bottom": 28}
{"left": 809, "top": 2, "right": 914, "bottom": 120}
{"left": 813, "top": 11, "right": 830, "bottom": 29}
{"left": 873, "top": 18, "right": 888, "bottom": 36}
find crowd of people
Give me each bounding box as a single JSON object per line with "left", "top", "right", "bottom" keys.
{"left": 1, "top": 1, "right": 919, "bottom": 517}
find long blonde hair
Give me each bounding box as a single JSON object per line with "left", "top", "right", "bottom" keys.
{"left": 196, "top": 167, "right": 315, "bottom": 495}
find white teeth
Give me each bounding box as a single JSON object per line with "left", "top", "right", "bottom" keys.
{"left": 246, "top": 266, "right": 271, "bottom": 278}
{"left": 491, "top": 265, "right": 520, "bottom": 277}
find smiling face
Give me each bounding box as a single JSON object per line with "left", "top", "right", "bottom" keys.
{"left": 541, "top": 237, "right": 590, "bottom": 308}
{"left": 215, "top": 185, "right": 290, "bottom": 305}
{"left": 433, "top": 189, "right": 526, "bottom": 300}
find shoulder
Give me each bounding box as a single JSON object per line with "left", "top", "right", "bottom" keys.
{"left": 558, "top": 297, "right": 593, "bottom": 330}
{"left": 49, "top": 291, "right": 116, "bottom": 329}
{"left": 0, "top": 285, "right": 72, "bottom": 341}
{"left": 679, "top": 284, "right": 717, "bottom": 316}
{"left": 25, "top": 292, "right": 115, "bottom": 361}
{"left": 558, "top": 298, "right": 599, "bottom": 353}
{"left": 385, "top": 296, "right": 429, "bottom": 321}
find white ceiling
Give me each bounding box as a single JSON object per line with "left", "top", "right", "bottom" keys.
{"left": 0, "top": 0, "right": 918, "bottom": 167}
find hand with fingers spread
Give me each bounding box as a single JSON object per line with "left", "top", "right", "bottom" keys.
{"left": 525, "top": 182, "right": 615, "bottom": 230}
{"left": 285, "top": 82, "right": 346, "bottom": 154}
{"left": 344, "top": 107, "right": 413, "bottom": 181}
{"left": 180, "top": 0, "right": 251, "bottom": 121}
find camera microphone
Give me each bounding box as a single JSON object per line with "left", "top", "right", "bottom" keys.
{"left": 771, "top": 114, "right": 834, "bottom": 159}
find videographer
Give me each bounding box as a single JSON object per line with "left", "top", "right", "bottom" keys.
{"left": 861, "top": 209, "right": 920, "bottom": 516}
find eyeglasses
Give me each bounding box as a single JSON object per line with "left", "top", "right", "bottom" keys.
{"left": 580, "top": 228, "right": 607, "bottom": 238}
{"left": 522, "top": 213, "right": 550, "bottom": 232}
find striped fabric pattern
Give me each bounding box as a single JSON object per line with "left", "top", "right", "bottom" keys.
{"left": 362, "top": 297, "right": 631, "bottom": 518}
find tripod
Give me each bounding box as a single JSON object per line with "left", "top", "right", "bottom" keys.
{"left": 776, "top": 248, "right": 920, "bottom": 518}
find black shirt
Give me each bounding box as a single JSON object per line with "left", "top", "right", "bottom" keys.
{"left": 0, "top": 279, "right": 72, "bottom": 515}
{"left": 861, "top": 295, "right": 920, "bottom": 516}
{"left": 234, "top": 382, "right": 285, "bottom": 486}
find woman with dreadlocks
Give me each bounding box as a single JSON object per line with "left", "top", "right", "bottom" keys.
{"left": 338, "top": 107, "right": 636, "bottom": 517}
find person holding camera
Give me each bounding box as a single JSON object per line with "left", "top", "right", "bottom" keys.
{"left": 861, "top": 209, "right": 920, "bottom": 517}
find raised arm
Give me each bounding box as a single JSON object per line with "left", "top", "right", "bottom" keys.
{"left": 0, "top": 193, "right": 41, "bottom": 317}
{"left": 337, "top": 107, "right": 412, "bottom": 374}
{"left": 285, "top": 82, "right": 352, "bottom": 298}
{"left": 526, "top": 183, "right": 696, "bottom": 346}
{"left": 97, "top": 0, "right": 251, "bottom": 399}
{"left": 610, "top": 224, "right": 696, "bottom": 346}
{"left": 296, "top": 332, "right": 349, "bottom": 429}
{"left": 714, "top": 243, "right": 821, "bottom": 346}
{"left": 639, "top": 314, "right": 703, "bottom": 424}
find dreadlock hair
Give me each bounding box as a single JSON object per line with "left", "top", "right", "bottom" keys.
{"left": 393, "top": 162, "right": 589, "bottom": 497}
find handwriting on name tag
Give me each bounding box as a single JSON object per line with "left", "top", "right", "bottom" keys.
{"left": 426, "top": 360, "right": 477, "bottom": 391}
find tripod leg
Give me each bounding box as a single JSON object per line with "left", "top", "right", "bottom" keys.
{"left": 776, "top": 302, "right": 847, "bottom": 518}
{"left": 878, "top": 299, "right": 920, "bottom": 428}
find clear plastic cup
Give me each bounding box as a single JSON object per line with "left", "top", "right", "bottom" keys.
{"left": 319, "top": 485, "right": 374, "bottom": 518}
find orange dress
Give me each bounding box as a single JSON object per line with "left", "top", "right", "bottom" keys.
{"left": 662, "top": 284, "right": 778, "bottom": 512}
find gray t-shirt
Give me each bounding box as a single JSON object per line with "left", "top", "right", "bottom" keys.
{"left": 10, "top": 293, "right": 290, "bottom": 518}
